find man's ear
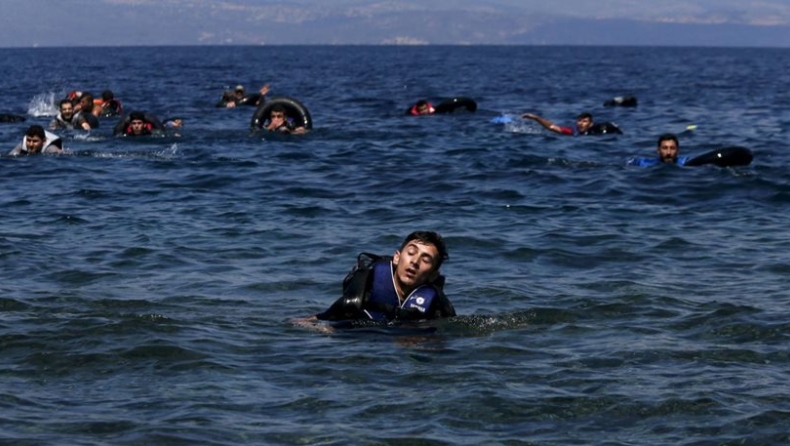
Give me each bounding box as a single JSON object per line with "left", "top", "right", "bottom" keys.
{"left": 392, "top": 250, "right": 401, "bottom": 266}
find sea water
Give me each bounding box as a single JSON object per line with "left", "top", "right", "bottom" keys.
{"left": 0, "top": 45, "right": 789, "bottom": 445}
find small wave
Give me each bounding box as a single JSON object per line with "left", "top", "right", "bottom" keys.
{"left": 26, "top": 92, "right": 58, "bottom": 117}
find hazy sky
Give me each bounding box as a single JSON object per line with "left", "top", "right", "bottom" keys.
{"left": 1, "top": 0, "right": 789, "bottom": 47}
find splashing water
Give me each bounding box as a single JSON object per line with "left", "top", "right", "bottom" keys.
{"left": 27, "top": 92, "right": 58, "bottom": 117}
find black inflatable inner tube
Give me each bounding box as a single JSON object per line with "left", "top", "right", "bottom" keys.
{"left": 603, "top": 96, "right": 638, "bottom": 107}
{"left": 251, "top": 96, "right": 312, "bottom": 130}
{"left": 583, "top": 122, "right": 622, "bottom": 135}
{"left": 434, "top": 97, "right": 477, "bottom": 114}
{"left": 685, "top": 146, "right": 753, "bottom": 167}
{"left": 0, "top": 113, "right": 26, "bottom": 123}
{"left": 113, "top": 112, "right": 165, "bottom": 136}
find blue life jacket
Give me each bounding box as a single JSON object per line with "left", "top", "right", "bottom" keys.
{"left": 364, "top": 261, "right": 440, "bottom": 321}
{"left": 627, "top": 156, "right": 690, "bottom": 167}
{"left": 315, "top": 253, "right": 455, "bottom": 323}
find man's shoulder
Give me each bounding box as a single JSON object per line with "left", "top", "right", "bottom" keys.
{"left": 8, "top": 144, "right": 24, "bottom": 156}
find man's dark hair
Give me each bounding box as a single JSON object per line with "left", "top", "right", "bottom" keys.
{"left": 657, "top": 133, "right": 679, "bottom": 147}
{"left": 270, "top": 104, "right": 286, "bottom": 114}
{"left": 25, "top": 125, "right": 46, "bottom": 139}
{"left": 576, "top": 112, "right": 593, "bottom": 121}
{"left": 400, "top": 231, "right": 448, "bottom": 268}
{"left": 59, "top": 98, "right": 73, "bottom": 108}
{"left": 101, "top": 90, "right": 114, "bottom": 101}
{"left": 129, "top": 111, "right": 146, "bottom": 122}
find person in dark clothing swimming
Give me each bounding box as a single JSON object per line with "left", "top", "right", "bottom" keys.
{"left": 521, "top": 111, "right": 622, "bottom": 135}
{"left": 292, "top": 231, "right": 456, "bottom": 329}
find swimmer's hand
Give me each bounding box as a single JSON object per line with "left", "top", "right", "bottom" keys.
{"left": 291, "top": 315, "right": 335, "bottom": 333}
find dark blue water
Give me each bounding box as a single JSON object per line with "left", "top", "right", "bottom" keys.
{"left": 1, "top": 45, "right": 789, "bottom": 445}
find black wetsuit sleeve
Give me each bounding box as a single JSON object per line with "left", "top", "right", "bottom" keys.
{"left": 432, "top": 293, "right": 456, "bottom": 318}
{"left": 315, "top": 262, "right": 372, "bottom": 321}
{"left": 426, "top": 275, "right": 456, "bottom": 318}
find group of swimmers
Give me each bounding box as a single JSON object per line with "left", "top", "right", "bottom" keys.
{"left": 518, "top": 106, "right": 752, "bottom": 167}
{"left": 50, "top": 90, "right": 124, "bottom": 131}
{"left": 3, "top": 85, "right": 754, "bottom": 329}
{"left": 6, "top": 87, "right": 752, "bottom": 168}
{"left": 6, "top": 88, "right": 192, "bottom": 155}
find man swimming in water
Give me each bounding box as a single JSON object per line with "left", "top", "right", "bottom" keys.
{"left": 50, "top": 99, "right": 85, "bottom": 130}
{"left": 628, "top": 133, "right": 691, "bottom": 167}
{"left": 265, "top": 104, "right": 306, "bottom": 134}
{"left": 72, "top": 93, "right": 100, "bottom": 129}
{"left": 223, "top": 83, "right": 270, "bottom": 108}
{"left": 118, "top": 111, "right": 165, "bottom": 137}
{"left": 292, "top": 231, "right": 456, "bottom": 328}
{"left": 521, "top": 111, "right": 594, "bottom": 135}
{"left": 409, "top": 99, "right": 435, "bottom": 116}
{"left": 99, "top": 90, "right": 123, "bottom": 118}
{"left": 521, "top": 111, "right": 621, "bottom": 135}
{"left": 9, "top": 125, "right": 64, "bottom": 156}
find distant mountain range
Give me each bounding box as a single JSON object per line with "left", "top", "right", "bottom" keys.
{"left": 1, "top": 0, "right": 789, "bottom": 47}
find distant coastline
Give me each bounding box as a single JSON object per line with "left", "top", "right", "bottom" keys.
{"left": 1, "top": 1, "right": 789, "bottom": 48}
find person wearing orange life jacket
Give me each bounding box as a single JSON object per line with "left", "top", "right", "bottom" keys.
{"left": 98, "top": 90, "right": 123, "bottom": 118}
{"left": 408, "top": 99, "right": 435, "bottom": 116}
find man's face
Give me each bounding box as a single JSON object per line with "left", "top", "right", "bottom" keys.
{"left": 576, "top": 117, "right": 593, "bottom": 133}
{"left": 130, "top": 119, "right": 145, "bottom": 134}
{"left": 80, "top": 97, "right": 92, "bottom": 111}
{"left": 270, "top": 110, "right": 285, "bottom": 125}
{"left": 392, "top": 241, "right": 439, "bottom": 295}
{"left": 416, "top": 104, "right": 431, "bottom": 115}
{"left": 25, "top": 135, "right": 45, "bottom": 153}
{"left": 658, "top": 139, "right": 679, "bottom": 163}
{"left": 60, "top": 103, "right": 74, "bottom": 119}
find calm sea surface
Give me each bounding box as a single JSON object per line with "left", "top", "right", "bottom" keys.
{"left": 1, "top": 45, "right": 789, "bottom": 445}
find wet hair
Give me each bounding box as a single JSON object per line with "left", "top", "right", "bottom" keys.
{"left": 270, "top": 104, "right": 286, "bottom": 115}
{"left": 101, "top": 90, "right": 114, "bottom": 101}
{"left": 576, "top": 112, "right": 593, "bottom": 121}
{"left": 25, "top": 125, "right": 46, "bottom": 139}
{"left": 129, "top": 111, "right": 146, "bottom": 122}
{"left": 657, "top": 133, "right": 679, "bottom": 147}
{"left": 59, "top": 98, "right": 73, "bottom": 108}
{"left": 400, "top": 231, "right": 449, "bottom": 269}
{"left": 81, "top": 92, "right": 94, "bottom": 103}
{"left": 416, "top": 100, "right": 429, "bottom": 108}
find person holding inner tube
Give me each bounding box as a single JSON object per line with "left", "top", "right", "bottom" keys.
{"left": 628, "top": 133, "right": 690, "bottom": 167}
{"left": 292, "top": 231, "right": 456, "bottom": 330}
{"left": 9, "top": 125, "right": 64, "bottom": 156}
{"left": 522, "top": 111, "right": 621, "bottom": 135}
{"left": 119, "top": 111, "right": 164, "bottom": 137}
{"left": 409, "top": 99, "right": 435, "bottom": 116}
{"left": 628, "top": 133, "right": 754, "bottom": 168}
{"left": 264, "top": 104, "right": 306, "bottom": 134}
